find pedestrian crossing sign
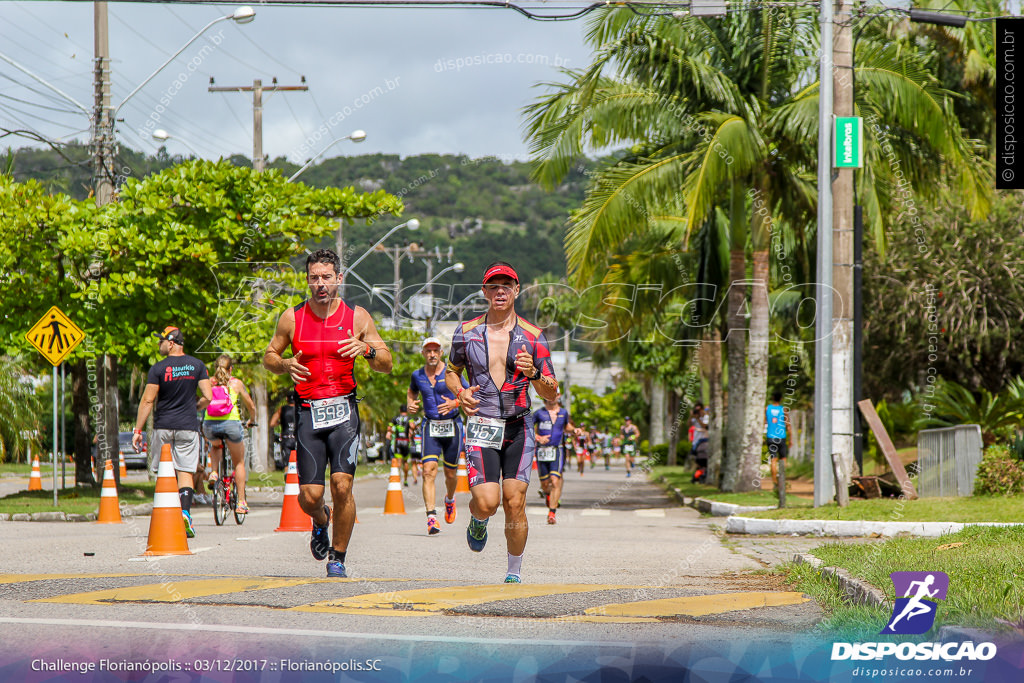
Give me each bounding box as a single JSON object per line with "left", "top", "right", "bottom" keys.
{"left": 26, "top": 306, "right": 85, "bottom": 366}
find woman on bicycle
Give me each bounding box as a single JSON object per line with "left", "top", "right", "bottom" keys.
{"left": 203, "top": 354, "right": 257, "bottom": 513}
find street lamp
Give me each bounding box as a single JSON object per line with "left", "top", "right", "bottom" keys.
{"left": 115, "top": 7, "right": 257, "bottom": 116}
{"left": 0, "top": 5, "right": 256, "bottom": 132}
{"left": 287, "top": 130, "right": 367, "bottom": 183}
{"left": 409, "top": 262, "right": 464, "bottom": 334}
{"left": 152, "top": 129, "right": 201, "bottom": 157}
{"left": 345, "top": 219, "right": 420, "bottom": 274}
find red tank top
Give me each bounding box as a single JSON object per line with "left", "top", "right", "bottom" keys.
{"left": 291, "top": 299, "right": 357, "bottom": 400}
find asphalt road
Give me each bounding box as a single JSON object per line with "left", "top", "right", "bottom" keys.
{"left": 0, "top": 462, "right": 843, "bottom": 681}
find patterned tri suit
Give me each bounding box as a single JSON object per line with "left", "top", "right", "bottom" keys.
{"left": 410, "top": 367, "right": 468, "bottom": 470}
{"left": 390, "top": 414, "right": 411, "bottom": 458}
{"left": 533, "top": 405, "right": 570, "bottom": 481}
{"left": 447, "top": 314, "right": 556, "bottom": 486}
{"left": 291, "top": 299, "right": 361, "bottom": 486}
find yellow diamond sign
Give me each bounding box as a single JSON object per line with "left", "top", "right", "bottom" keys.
{"left": 26, "top": 306, "right": 85, "bottom": 366}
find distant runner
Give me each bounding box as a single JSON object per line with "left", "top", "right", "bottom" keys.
{"left": 408, "top": 337, "right": 468, "bottom": 535}
{"left": 386, "top": 406, "right": 414, "bottom": 486}
{"left": 533, "top": 393, "right": 571, "bottom": 525}
{"left": 620, "top": 416, "right": 640, "bottom": 478}
{"left": 263, "top": 248, "right": 393, "bottom": 578}
{"left": 765, "top": 392, "right": 791, "bottom": 488}
{"left": 446, "top": 262, "right": 558, "bottom": 583}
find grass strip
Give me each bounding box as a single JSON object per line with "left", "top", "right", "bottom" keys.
{"left": 649, "top": 466, "right": 813, "bottom": 508}
{"left": 0, "top": 483, "right": 157, "bottom": 516}
{"left": 781, "top": 526, "right": 1024, "bottom": 638}
{"left": 746, "top": 495, "right": 1024, "bottom": 523}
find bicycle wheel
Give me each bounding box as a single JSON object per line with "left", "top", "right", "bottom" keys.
{"left": 213, "top": 480, "right": 227, "bottom": 526}
{"left": 232, "top": 481, "right": 246, "bottom": 525}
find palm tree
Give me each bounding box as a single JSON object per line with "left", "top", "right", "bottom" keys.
{"left": 0, "top": 359, "right": 43, "bottom": 463}
{"left": 525, "top": 7, "right": 990, "bottom": 491}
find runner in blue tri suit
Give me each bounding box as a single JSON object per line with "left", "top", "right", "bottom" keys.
{"left": 446, "top": 262, "right": 558, "bottom": 584}
{"left": 533, "top": 394, "right": 573, "bottom": 525}
{"left": 765, "top": 391, "right": 791, "bottom": 487}
{"left": 408, "top": 337, "right": 468, "bottom": 536}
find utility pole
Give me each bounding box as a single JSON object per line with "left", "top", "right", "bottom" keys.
{"left": 374, "top": 242, "right": 423, "bottom": 323}
{"left": 833, "top": 0, "right": 855, "bottom": 486}
{"left": 208, "top": 78, "right": 308, "bottom": 171}
{"left": 92, "top": 1, "right": 120, "bottom": 485}
{"left": 813, "top": 0, "right": 835, "bottom": 507}
{"left": 209, "top": 77, "right": 307, "bottom": 473}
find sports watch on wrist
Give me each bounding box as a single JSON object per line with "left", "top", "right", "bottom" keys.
{"left": 364, "top": 344, "right": 377, "bottom": 360}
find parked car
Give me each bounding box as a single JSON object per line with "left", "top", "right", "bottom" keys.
{"left": 120, "top": 431, "right": 148, "bottom": 469}
{"left": 92, "top": 431, "right": 148, "bottom": 472}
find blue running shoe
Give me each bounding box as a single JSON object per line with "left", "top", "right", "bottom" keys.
{"left": 182, "top": 510, "right": 195, "bottom": 539}
{"left": 310, "top": 505, "right": 331, "bottom": 561}
{"left": 504, "top": 574, "right": 521, "bottom": 584}
{"left": 326, "top": 561, "right": 347, "bottom": 578}
{"left": 466, "top": 517, "right": 488, "bottom": 552}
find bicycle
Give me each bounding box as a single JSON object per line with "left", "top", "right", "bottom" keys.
{"left": 209, "top": 424, "right": 255, "bottom": 526}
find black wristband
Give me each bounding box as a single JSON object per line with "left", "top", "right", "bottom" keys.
{"left": 364, "top": 345, "right": 377, "bottom": 360}
{"left": 529, "top": 367, "right": 542, "bottom": 381}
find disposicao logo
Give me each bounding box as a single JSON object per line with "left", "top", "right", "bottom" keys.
{"left": 882, "top": 571, "right": 949, "bottom": 635}
{"left": 831, "top": 570, "right": 998, "bottom": 663}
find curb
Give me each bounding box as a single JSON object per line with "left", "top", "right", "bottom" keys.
{"left": 693, "top": 497, "right": 776, "bottom": 517}
{"left": 726, "top": 517, "right": 1024, "bottom": 537}
{"left": 793, "top": 553, "right": 889, "bottom": 607}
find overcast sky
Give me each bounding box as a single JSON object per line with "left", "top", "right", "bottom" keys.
{"left": 0, "top": 1, "right": 596, "bottom": 166}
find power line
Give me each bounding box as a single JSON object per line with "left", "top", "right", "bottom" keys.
{"left": 0, "top": 91, "right": 81, "bottom": 115}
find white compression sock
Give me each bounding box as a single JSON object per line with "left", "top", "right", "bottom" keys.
{"left": 507, "top": 552, "right": 523, "bottom": 577}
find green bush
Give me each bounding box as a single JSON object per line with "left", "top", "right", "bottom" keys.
{"left": 973, "top": 445, "right": 1024, "bottom": 496}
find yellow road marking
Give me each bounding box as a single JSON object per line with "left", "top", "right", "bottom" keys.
{"left": 0, "top": 573, "right": 142, "bottom": 585}
{"left": 33, "top": 577, "right": 409, "bottom": 605}
{"left": 292, "top": 584, "right": 627, "bottom": 616}
{"left": 581, "top": 591, "right": 810, "bottom": 622}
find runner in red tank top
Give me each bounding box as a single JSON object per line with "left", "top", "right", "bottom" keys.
{"left": 263, "top": 249, "right": 392, "bottom": 579}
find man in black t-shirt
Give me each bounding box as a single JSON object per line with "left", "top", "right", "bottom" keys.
{"left": 133, "top": 326, "right": 213, "bottom": 539}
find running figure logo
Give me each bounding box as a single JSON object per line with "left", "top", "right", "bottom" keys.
{"left": 882, "top": 571, "right": 949, "bottom": 635}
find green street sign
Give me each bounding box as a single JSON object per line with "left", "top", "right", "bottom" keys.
{"left": 834, "top": 116, "right": 863, "bottom": 168}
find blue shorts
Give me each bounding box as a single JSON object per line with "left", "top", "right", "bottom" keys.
{"left": 535, "top": 445, "right": 565, "bottom": 480}
{"left": 202, "top": 419, "right": 245, "bottom": 444}
{"left": 421, "top": 418, "right": 464, "bottom": 469}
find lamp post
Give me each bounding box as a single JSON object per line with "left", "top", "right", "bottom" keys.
{"left": 152, "top": 129, "right": 201, "bottom": 157}
{"left": 410, "top": 262, "right": 464, "bottom": 334}
{"left": 342, "top": 219, "right": 420, "bottom": 300}
{"left": 285, "top": 130, "right": 367, "bottom": 292}
{"left": 287, "top": 130, "right": 366, "bottom": 183}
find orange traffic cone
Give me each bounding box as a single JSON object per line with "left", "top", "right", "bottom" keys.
{"left": 119, "top": 457, "right": 127, "bottom": 480}
{"left": 97, "top": 459, "right": 122, "bottom": 524}
{"left": 28, "top": 456, "right": 42, "bottom": 491}
{"left": 383, "top": 457, "right": 406, "bottom": 515}
{"left": 276, "top": 450, "right": 312, "bottom": 532}
{"left": 456, "top": 451, "right": 470, "bottom": 493}
{"left": 143, "top": 444, "right": 191, "bottom": 555}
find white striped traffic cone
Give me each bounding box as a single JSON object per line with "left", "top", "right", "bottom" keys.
{"left": 275, "top": 449, "right": 312, "bottom": 532}
{"left": 96, "top": 459, "right": 122, "bottom": 524}
{"left": 28, "top": 456, "right": 42, "bottom": 491}
{"left": 143, "top": 444, "right": 191, "bottom": 555}
{"left": 456, "top": 451, "right": 470, "bottom": 493}
{"left": 383, "top": 457, "right": 406, "bottom": 515}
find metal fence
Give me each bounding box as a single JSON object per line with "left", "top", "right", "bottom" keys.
{"left": 916, "top": 425, "right": 983, "bottom": 497}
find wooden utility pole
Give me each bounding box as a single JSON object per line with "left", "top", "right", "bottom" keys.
{"left": 208, "top": 77, "right": 307, "bottom": 472}
{"left": 92, "top": 1, "right": 120, "bottom": 484}
{"left": 208, "top": 78, "right": 308, "bottom": 171}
